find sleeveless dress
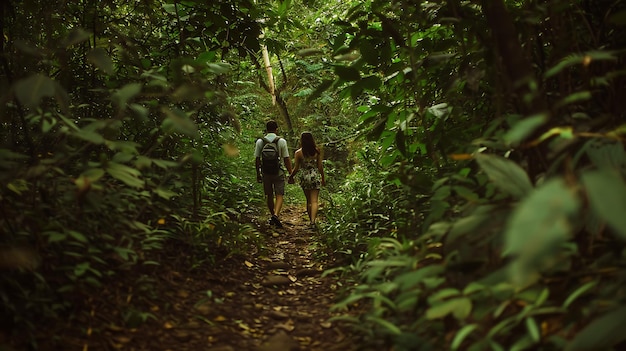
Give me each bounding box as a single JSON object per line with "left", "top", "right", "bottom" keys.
{"left": 297, "top": 155, "right": 322, "bottom": 190}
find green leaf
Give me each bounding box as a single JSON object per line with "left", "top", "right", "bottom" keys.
{"left": 563, "top": 281, "right": 598, "bottom": 308}
{"left": 155, "top": 187, "right": 178, "bottom": 200}
{"left": 135, "top": 156, "right": 152, "bottom": 169}
{"left": 46, "top": 231, "right": 67, "bottom": 243}
{"left": 428, "top": 288, "right": 461, "bottom": 303}
{"left": 129, "top": 104, "right": 148, "bottom": 121}
{"left": 0, "top": 149, "right": 28, "bottom": 171}
{"left": 582, "top": 170, "right": 626, "bottom": 239}
{"left": 545, "top": 51, "right": 617, "bottom": 78}
{"left": 365, "top": 316, "right": 402, "bottom": 335}
{"left": 42, "top": 117, "right": 56, "bottom": 133}
{"left": 526, "top": 317, "right": 540, "bottom": 342}
{"left": 106, "top": 140, "right": 140, "bottom": 154}
{"left": 112, "top": 152, "right": 135, "bottom": 164}
{"left": 74, "top": 262, "right": 90, "bottom": 277}
{"left": 394, "top": 265, "right": 444, "bottom": 290}
{"left": 504, "top": 114, "right": 547, "bottom": 146}
{"left": 68, "top": 230, "right": 88, "bottom": 243}
{"left": 426, "top": 103, "right": 450, "bottom": 119}
{"left": 585, "top": 140, "right": 626, "bottom": 172}
{"left": 206, "top": 63, "right": 231, "bottom": 74}
{"left": 451, "top": 324, "right": 479, "bottom": 350}
{"left": 112, "top": 83, "right": 142, "bottom": 108}
{"left": 296, "top": 48, "right": 323, "bottom": 57}
{"left": 463, "top": 282, "right": 485, "bottom": 295}
{"left": 510, "top": 335, "right": 536, "bottom": 351}
{"left": 504, "top": 178, "right": 580, "bottom": 283}
{"left": 566, "top": 306, "right": 626, "bottom": 351}
{"left": 453, "top": 186, "right": 479, "bottom": 201}
{"left": 87, "top": 48, "right": 114, "bottom": 75}
{"left": 14, "top": 74, "right": 56, "bottom": 109}
{"left": 74, "top": 129, "right": 105, "bottom": 144}
{"left": 447, "top": 205, "right": 494, "bottom": 244}
{"left": 114, "top": 247, "right": 137, "bottom": 261}
{"left": 332, "top": 293, "right": 366, "bottom": 311}
{"left": 475, "top": 153, "right": 533, "bottom": 199}
{"left": 106, "top": 162, "right": 144, "bottom": 188}
{"left": 426, "top": 297, "right": 472, "bottom": 320}
{"left": 63, "top": 28, "right": 91, "bottom": 47}
{"left": 555, "top": 91, "right": 592, "bottom": 109}
{"left": 160, "top": 107, "right": 199, "bottom": 138}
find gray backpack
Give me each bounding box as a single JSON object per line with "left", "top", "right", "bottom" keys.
{"left": 261, "top": 137, "right": 281, "bottom": 175}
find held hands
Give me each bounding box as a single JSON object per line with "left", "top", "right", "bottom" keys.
{"left": 287, "top": 174, "right": 295, "bottom": 184}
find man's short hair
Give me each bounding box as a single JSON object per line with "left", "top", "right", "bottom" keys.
{"left": 266, "top": 120, "right": 278, "bottom": 132}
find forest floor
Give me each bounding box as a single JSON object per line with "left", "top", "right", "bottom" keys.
{"left": 23, "top": 205, "right": 376, "bottom": 351}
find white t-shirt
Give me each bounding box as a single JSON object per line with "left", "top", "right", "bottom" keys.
{"left": 255, "top": 133, "right": 289, "bottom": 159}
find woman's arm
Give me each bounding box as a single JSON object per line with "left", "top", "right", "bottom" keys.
{"left": 289, "top": 149, "right": 302, "bottom": 178}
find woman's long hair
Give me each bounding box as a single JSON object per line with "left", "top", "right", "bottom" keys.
{"left": 300, "top": 132, "right": 319, "bottom": 157}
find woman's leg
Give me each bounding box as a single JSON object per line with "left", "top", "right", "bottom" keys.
{"left": 303, "top": 188, "right": 313, "bottom": 222}
{"left": 309, "top": 189, "right": 320, "bottom": 224}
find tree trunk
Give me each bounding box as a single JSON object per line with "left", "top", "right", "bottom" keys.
{"left": 480, "top": 0, "right": 546, "bottom": 114}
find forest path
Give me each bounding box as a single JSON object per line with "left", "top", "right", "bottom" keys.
{"left": 85, "top": 204, "right": 369, "bottom": 351}
{"left": 198, "top": 204, "right": 359, "bottom": 351}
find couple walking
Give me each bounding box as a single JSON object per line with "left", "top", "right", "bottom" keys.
{"left": 255, "top": 120, "right": 325, "bottom": 229}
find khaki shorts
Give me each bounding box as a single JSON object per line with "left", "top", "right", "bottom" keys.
{"left": 262, "top": 172, "right": 285, "bottom": 196}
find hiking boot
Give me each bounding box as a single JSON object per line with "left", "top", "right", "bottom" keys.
{"left": 270, "top": 215, "right": 283, "bottom": 228}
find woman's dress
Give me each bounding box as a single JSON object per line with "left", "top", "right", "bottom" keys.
{"left": 297, "top": 155, "right": 322, "bottom": 190}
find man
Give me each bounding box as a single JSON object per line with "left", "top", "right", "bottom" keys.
{"left": 255, "top": 120, "right": 292, "bottom": 228}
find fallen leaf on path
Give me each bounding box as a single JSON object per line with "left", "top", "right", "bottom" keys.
{"left": 114, "top": 336, "right": 132, "bottom": 343}
{"left": 244, "top": 260, "right": 254, "bottom": 267}
{"left": 275, "top": 320, "right": 295, "bottom": 332}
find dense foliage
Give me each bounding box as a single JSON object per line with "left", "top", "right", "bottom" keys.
{"left": 1, "top": 0, "right": 626, "bottom": 350}
{"left": 321, "top": 1, "right": 626, "bottom": 350}
{"left": 0, "top": 0, "right": 271, "bottom": 346}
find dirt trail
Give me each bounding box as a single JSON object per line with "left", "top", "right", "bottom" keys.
{"left": 72, "top": 205, "right": 368, "bottom": 351}
{"left": 196, "top": 205, "right": 362, "bottom": 351}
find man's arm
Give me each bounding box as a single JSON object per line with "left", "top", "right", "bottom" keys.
{"left": 256, "top": 157, "right": 262, "bottom": 182}
{"left": 278, "top": 139, "right": 292, "bottom": 174}
{"left": 254, "top": 139, "right": 263, "bottom": 182}
{"left": 284, "top": 156, "right": 293, "bottom": 174}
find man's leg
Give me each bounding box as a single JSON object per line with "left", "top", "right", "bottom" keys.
{"left": 273, "top": 173, "right": 286, "bottom": 216}
{"left": 274, "top": 194, "right": 284, "bottom": 216}
{"left": 263, "top": 175, "right": 275, "bottom": 216}
{"left": 270, "top": 174, "right": 286, "bottom": 228}
{"left": 266, "top": 194, "right": 275, "bottom": 216}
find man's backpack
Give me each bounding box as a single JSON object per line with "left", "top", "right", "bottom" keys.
{"left": 260, "top": 137, "right": 282, "bottom": 175}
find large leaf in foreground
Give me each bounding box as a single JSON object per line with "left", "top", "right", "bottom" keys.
{"left": 14, "top": 74, "right": 56, "bottom": 108}
{"left": 566, "top": 306, "right": 626, "bottom": 351}
{"left": 582, "top": 170, "right": 626, "bottom": 239}
{"left": 503, "top": 178, "right": 580, "bottom": 284}
{"left": 475, "top": 153, "right": 533, "bottom": 199}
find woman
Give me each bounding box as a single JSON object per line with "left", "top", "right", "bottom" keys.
{"left": 289, "top": 132, "right": 325, "bottom": 226}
